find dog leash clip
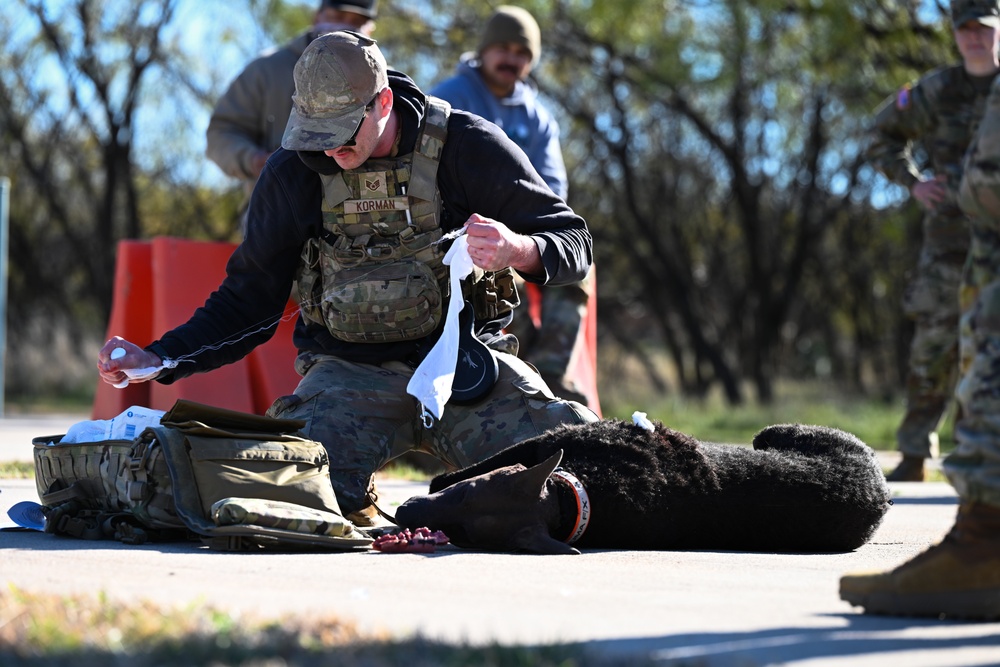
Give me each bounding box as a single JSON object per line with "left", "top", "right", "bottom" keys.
{"left": 419, "top": 404, "right": 435, "bottom": 430}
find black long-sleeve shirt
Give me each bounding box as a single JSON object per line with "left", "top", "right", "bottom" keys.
{"left": 149, "top": 72, "right": 591, "bottom": 383}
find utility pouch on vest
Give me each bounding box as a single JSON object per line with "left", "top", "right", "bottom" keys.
{"left": 464, "top": 266, "right": 520, "bottom": 320}
{"left": 316, "top": 257, "right": 443, "bottom": 343}
{"left": 295, "top": 236, "right": 324, "bottom": 326}
{"left": 32, "top": 400, "right": 372, "bottom": 551}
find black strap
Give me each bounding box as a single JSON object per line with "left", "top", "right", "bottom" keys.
{"left": 366, "top": 488, "right": 398, "bottom": 525}
{"left": 40, "top": 482, "right": 87, "bottom": 506}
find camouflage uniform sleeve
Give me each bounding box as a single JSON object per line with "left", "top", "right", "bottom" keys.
{"left": 960, "top": 76, "right": 1000, "bottom": 220}
{"left": 206, "top": 61, "right": 270, "bottom": 180}
{"left": 867, "top": 68, "right": 950, "bottom": 189}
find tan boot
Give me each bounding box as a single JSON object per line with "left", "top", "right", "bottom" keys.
{"left": 885, "top": 454, "right": 926, "bottom": 482}
{"left": 346, "top": 504, "right": 379, "bottom": 527}
{"left": 345, "top": 479, "right": 383, "bottom": 528}
{"left": 840, "top": 502, "right": 1000, "bottom": 620}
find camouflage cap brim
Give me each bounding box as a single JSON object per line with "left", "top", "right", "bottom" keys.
{"left": 281, "top": 102, "right": 366, "bottom": 152}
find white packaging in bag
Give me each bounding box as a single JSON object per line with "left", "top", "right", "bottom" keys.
{"left": 60, "top": 406, "right": 166, "bottom": 444}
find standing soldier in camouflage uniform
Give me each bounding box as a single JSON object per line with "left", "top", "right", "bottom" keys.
{"left": 866, "top": 0, "right": 1000, "bottom": 482}
{"left": 840, "top": 31, "right": 1000, "bottom": 620}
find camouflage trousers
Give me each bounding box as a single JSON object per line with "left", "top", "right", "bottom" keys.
{"left": 947, "top": 278, "right": 1000, "bottom": 507}
{"left": 896, "top": 241, "right": 964, "bottom": 459}
{"left": 265, "top": 350, "right": 598, "bottom": 515}
{"left": 945, "top": 81, "right": 1000, "bottom": 508}
{"left": 507, "top": 267, "right": 593, "bottom": 407}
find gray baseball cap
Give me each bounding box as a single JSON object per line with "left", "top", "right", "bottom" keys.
{"left": 281, "top": 31, "right": 388, "bottom": 152}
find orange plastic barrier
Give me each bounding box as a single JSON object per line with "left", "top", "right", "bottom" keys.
{"left": 91, "top": 241, "right": 154, "bottom": 419}
{"left": 246, "top": 299, "right": 303, "bottom": 413}
{"left": 147, "top": 237, "right": 256, "bottom": 412}
{"left": 576, "top": 274, "right": 601, "bottom": 417}
{"left": 93, "top": 238, "right": 301, "bottom": 418}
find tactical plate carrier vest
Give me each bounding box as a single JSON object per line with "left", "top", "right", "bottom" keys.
{"left": 296, "top": 96, "right": 517, "bottom": 344}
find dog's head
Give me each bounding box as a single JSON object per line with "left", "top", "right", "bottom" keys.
{"left": 394, "top": 450, "right": 579, "bottom": 555}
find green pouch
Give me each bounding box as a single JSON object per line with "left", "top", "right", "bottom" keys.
{"left": 212, "top": 497, "right": 356, "bottom": 538}
{"left": 33, "top": 437, "right": 134, "bottom": 512}
{"left": 33, "top": 432, "right": 187, "bottom": 541}
{"left": 145, "top": 400, "right": 372, "bottom": 550}
{"left": 318, "top": 259, "right": 443, "bottom": 343}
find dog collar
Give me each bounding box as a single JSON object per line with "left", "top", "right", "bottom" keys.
{"left": 551, "top": 468, "right": 591, "bottom": 545}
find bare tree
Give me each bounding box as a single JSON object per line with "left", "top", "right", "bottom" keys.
{"left": 522, "top": 0, "right": 951, "bottom": 403}
{"left": 0, "top": 0, "right": 245, "bottom": 394}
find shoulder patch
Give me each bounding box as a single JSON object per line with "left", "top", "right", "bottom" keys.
{"left": 895, "top": 83, "right": 912, "bottom": 111}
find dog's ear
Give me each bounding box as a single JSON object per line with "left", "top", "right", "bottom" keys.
{"left": 512, "top": 524, "right": 580, "bottom": 555}
{"left": 506, "top": 451, "right": 579, "bottom": 554}
{"left": 513, "top": 450, "right": 564, "bottom": 498}
{"left": 537, "top": 450, "right": 564, "bottom": 477}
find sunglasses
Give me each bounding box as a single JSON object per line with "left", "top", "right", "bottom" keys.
{"left": 342, "top": 94, "right": 379, "bottom": 147}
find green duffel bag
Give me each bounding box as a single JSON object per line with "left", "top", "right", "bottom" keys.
{"left": 33, "top": 399, "right": 372, "bottom": 551}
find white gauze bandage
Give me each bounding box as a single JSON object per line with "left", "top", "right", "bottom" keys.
{"left": 406, "top": 235, "right": 476, "bottom": 420}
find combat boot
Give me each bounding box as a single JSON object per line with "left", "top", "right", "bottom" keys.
{"left": 839, "top": 502, "right": 1000, "bottom": 620}
{"left": 345, "top": 479, "right": 386, "bottom": 528}
{"left": 346, "top": 504, "right": 379, "bottom": 527}
{"left": 885, "top": 454, "right": 926, "bottom": 482}
{"left": 345, "top": 475, "right": 378, "bottom": 528}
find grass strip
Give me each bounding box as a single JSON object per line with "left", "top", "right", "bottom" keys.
{"left": 0, "top": 587, "right": 651, "bottom": 666}
{"left": 0, "top": 462, "right": 34, "bottom": 479}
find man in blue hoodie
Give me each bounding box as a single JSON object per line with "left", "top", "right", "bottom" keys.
{"left": 431, "top": 6, "right": 596, "bottom": 409}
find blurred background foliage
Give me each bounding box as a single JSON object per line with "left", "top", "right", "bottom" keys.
{"left": 0, "top": 0, "right": 958, "bottom": 427}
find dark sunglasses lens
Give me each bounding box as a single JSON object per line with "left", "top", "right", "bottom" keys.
{"left": 339, "top": 96, "right": 376, "bottom": 148}
{"left": 343, "top": 118, "right": 364, "bottom": 147}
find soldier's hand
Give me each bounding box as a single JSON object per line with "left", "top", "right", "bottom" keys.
{"left": 464, "top": 213, "right": 542, "bottom": 275}
{"left": 911, "top": 174, "right": 948, "bottom": 210}
{"left": 97, "top": 337, "right": 163, "bottom": 386}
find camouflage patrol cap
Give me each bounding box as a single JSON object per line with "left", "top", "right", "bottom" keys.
{"left": 281, "top": 30, "right": 388, "bottom": 152}
{"left": 951, "top": 0, "right": 1000, "bottom": 27}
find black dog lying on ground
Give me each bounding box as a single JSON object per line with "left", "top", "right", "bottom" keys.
{"left": 394, "top": 419, "right": 892, "bottom": 554}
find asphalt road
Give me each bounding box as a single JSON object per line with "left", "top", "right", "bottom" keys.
{"left": 2, "top": 413, "right": 999, "bottom": 666}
